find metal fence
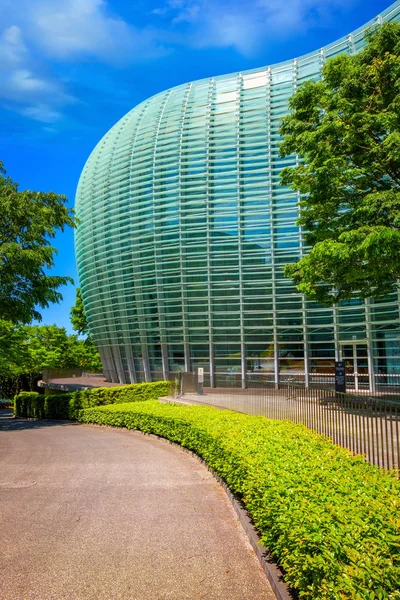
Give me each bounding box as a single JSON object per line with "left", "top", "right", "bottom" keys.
{"left": 201, "top": 371, "right": 400, "bottom": 398}
{"left": 182, "top": 383, "right": 400, "bottom": 473}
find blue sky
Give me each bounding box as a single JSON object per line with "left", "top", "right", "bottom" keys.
{"left": 0, "top": 0, "right": 393, "bottom": 333}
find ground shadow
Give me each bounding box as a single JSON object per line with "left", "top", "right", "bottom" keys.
{"left": 0, "top": 410, "right": 78, "bottom": 432}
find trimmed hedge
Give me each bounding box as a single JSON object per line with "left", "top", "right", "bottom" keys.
{"left": 14, "top": 382, "right": 171, "bottom": 419}
{"left": 78, "top": 401, "right": 400, "bottom": 600}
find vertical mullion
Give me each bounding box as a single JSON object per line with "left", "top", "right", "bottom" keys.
{"left": 152, "top": 90, "right": 174, "bottom": 381}
{"left": 206, "top": 79, "right": 215, "bottom": 387}
{"left": 293, "top": 57, "right": 310, "bottom": 389}
{"left": 365, "top": 298, "right": 375, "bottom": 393}
{"left": 266, "top": 66, "right": 279, "bottom": 388}
{"left": 333, "top": 305, "right": 340, "bottom": 362}
{"left": 237, "top": 73, "right": 246, "bottom": 389}
{"left": 103, "top": 119, "right": 131, "bottom": 384}
{"left": 178, "top": 83, "right": 193, "bottom": 373}
{"left": 129, "top": 102, "right": 152, "bottom": 382}
{"left": 120, "top": 107, "right": 151, "bottom": 384}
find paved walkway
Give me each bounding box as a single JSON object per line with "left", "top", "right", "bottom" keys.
{"left": 0, "top": 412, "right": 274, "bottom": 600}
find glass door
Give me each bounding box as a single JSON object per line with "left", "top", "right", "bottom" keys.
{"left": 340, "top": 344, "right": 369, "bottom": 392}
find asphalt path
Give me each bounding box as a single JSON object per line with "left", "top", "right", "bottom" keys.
{"left": 0, "top": 411, "right": 274, "bottom": 600}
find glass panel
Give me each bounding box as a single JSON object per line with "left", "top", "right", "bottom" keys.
{"left": 75, "top": 6, "right": 400, "bottom": 384}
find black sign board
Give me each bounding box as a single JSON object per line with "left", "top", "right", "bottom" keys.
{"left": 335, "top": 361, "right": 346, "bottom": 393}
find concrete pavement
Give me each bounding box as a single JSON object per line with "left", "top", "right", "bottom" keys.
{"left": 0, "top": 411, "right": 274, "bottom": 600}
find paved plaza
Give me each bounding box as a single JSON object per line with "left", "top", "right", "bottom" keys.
{"left": 0, "top": 411, "right": 274, "bottom": 600}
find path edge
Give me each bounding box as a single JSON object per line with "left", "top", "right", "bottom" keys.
{"left": 139, "top": 429, "right": 295, "bottom": 600}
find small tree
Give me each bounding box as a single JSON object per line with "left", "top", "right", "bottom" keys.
{"left": 279, "top": 23, "right": 400, "bottom": 304}
{"left": 0, "top": 320, "right": 26, "bottom": 397}
{"left": 19, "top": 325, "right": 71, "bottom": 389}
{"left": 65, "top": 337, "right": 103, "bottom": 373}
{"left": 0, "top": 323, "right": 103, "bottom": 394}
{"left": 0, "top": 162, "right": 75, "bottom": 323}
{"left": 70, "top": 287, "right": 103, "bottom": 373}
{"left": 70, "top": 288, "right": 89, "bottom": 336}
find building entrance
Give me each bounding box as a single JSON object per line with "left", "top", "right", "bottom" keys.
{"left": 340, "top": 343, "right": 370, "bottom": 392}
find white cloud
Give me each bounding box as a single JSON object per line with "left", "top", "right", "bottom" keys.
{"left": 19, "top": 105, "right": 63, "bottom": 123}
{"left": 0, "top": 0, "right": 359, "bottom": 123}
{"left": 256, "top": 0, "right": 350, "bottom": 30}
{"left": 9, "top": 69, "right": 58, "bottom": 94}
{"left": 155, "top": 0, "right": 356, "bottom": 55}
{"left": 25, "top": 0, "right": 168, "bottom": 63}
{"left": 0, "top": 0, "right": 169, "bottom": 123}
{"left": 0, "top": 25, "right": 74, "bottom": 123}
{"left": 1, "top": 25, "right": 27, "bottom": 64}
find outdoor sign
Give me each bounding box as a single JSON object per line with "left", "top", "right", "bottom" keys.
{"left": 335, "top": 361, "right": 346, "bottom": 393}
{"left": 197, "top": 367, "right": 204, "bottom": 395}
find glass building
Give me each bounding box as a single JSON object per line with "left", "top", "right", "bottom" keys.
{"left": 75, "top": 1, "right": 400, "bottom": 391}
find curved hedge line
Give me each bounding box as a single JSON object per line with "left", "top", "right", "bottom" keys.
{"left": 14, "top": 381, "right": 171, "bottom": 419}
{"left": 78, "top": 400, "right": 400, "bottom": 600}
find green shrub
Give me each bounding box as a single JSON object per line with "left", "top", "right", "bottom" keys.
{"left": 78, "top": 401, "right": 400, "bottom": 600}
{"left": 14, "top": 392, "right": 46, "bottom": 418}
{"left": 14, "top": 381, "right": 171, "bottom": 419}
{"left": 68, "top": 381, "right": 171, "bottom": 414}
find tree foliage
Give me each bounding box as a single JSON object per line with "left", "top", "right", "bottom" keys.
{"left": 70, "top": 288, "right": 89, "bottom": 336}
{"left": 279, "top": 22, "right": 400, "bottom": 304}
{"left": 0, "top": 161, "right": 75, "bottom": 323}
{"left": 19, "top": 325, "right": 103, "bottom": 387}
{"left": 69, "top": 286, "right": 102, "bottom": 372}
{"left": 0, "top": 321, "right": 103, "bottom": 397}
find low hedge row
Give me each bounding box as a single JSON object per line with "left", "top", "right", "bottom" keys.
{"left": 78, "top": 401, "right": 400, "bottom": 600}
{"left": 14, "top": 381, "right": 171, "bottom": 419}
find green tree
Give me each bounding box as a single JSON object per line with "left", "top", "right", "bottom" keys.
{"left": 0, "top": 320, "right": 26, "bottom": 397}
{"left": 70, "top": 288, "right": 89, "bottom": 336}
{"left": 0, "top": 162, "right": 75, "bottom": 324}
{"left": 0, "top": 323, "right": 103, "bottom": 394}
{"left": 70, "top": 287, "right": 103, "bottom": 372}
{"left": 65, "top": 337, "right": 103, "bottom": 373}
{"left": 279, "top": 22, "right": 400, "bottom": 305}
{"left": 18, "top": 324, "right": 103, "bottom": 386}
{"left": 18, "top": 324, "right": 71, "bottom": 390}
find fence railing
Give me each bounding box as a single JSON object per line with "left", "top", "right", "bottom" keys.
{"left": 303, "top": 372, "right": 400, "bottom": 398}
{"left": 182, "top": 383, "right": 400, "bottom": 473}
{"left": 200, "top": 371, "right": 400, "bottom": 397}
{"left": 276, "top": 385, "right": 399, "bottom": 472}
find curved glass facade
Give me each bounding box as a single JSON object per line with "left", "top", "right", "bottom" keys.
{"left": 75, "top": 1, "right": 400, "bottom": 390}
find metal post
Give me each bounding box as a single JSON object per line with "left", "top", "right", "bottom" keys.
{"left": 125, "top": 345, "right": 137, "bottom": 384}
{"left": 197, "top": 367, "right": 204, "bottom": 395}
{"left": 365, "top": 299, "right": 376, "bottom": 393}
{"left": 161, "top": 344, "right": 169, "bottom": 381}
{"left": 209, "top": 342, "right": 215, "bottom": 388}
{"left": 333, "top": 304, "right": 340, "bottom": 361}
{"left": 184, "top": 343, "right": 191, "bottom": 373}
{"left": 241, "top": 342, "right": 246, "bottom": 390}
{"left": 142, "top": 347, "right": 151, "bottom": 383}
{"left": 353, "top": 344, "right": 359, "bottom": 393}
{"left": 111, "top": 346, "right": 126, "bottom": 384}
